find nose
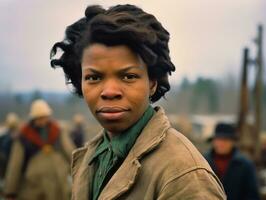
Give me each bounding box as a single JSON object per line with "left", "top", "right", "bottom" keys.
{"left": 100, "top": 79, "right": 122, "bottom": 100}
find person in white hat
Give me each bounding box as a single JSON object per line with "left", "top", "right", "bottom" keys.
{"left": 3, "top": 99, "right": 75, "bottom": 200}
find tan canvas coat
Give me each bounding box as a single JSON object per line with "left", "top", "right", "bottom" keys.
{"left": 4, "top": 129, "right": 75, "bottom": 200}
{"left": 72, "top": 107, "right": 226, "bottom": 200}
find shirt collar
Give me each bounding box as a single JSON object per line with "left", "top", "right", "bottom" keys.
{"left": 111, "top": 105, "right": 155, "bottom": 158}
{"left": 89, "top": 105, "right": 154, "bottom": 164}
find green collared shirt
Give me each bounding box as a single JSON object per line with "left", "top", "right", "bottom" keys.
{"left": 89, "top": 105, "right": 154, "bottom": 200}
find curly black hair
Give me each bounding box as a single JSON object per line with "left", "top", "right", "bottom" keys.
{"left": 50, "top": 4, "right": 175, "bottom": 102}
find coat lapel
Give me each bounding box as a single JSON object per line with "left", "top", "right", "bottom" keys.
{"left": 72, "top": 133, "right": 103, "bottom": 200}
{"left": 98, "top": 153, "right": 141, "bottom": 200}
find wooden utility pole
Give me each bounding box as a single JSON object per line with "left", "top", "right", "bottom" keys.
{"left": 238, "top": 25, "right": 264, "bottom": 162}
{"left": 238, "top": 48, "right": 249, "bottom": 132}
{"left": 254, "top": 25, "right": 264, "bottom": 160}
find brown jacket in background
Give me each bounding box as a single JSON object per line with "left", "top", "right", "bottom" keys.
{"left": 71, "top": 107, "right": 226, "bottom": 200}
{"left": 4, "top": 127, "right": 75, "bottom": 200}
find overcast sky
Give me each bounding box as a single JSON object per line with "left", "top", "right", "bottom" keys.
{"left": 0, "top": 0, "right": 265, "bottom": 92}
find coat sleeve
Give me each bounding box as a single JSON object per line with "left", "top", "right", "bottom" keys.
{"left": 3, "top": 140, "right": 25, "bottom": 196}
{"left": 157, "top": 168, "right": 226, "bottom": 200}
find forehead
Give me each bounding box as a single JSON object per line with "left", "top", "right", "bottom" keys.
{"left": 82, "top": 43, "right": 143, "bottom": 65}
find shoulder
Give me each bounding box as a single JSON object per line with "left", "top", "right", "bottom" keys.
{"left": 50, "top": 120, "right": 62, "bottom": 132}
{"left": 142, "top": 127, "right": 219, "bottom": 186}
{"left": 233, "top": 149, "right": 256, "bottom": 170}
{"left": 152, "top": 128, "right": 225, "bottom": 199}
{"left": 0, "top": 133, "right": 10, "bottom": 143}
{"left": 160, "top": 128, "right": 212, "bottom": 171}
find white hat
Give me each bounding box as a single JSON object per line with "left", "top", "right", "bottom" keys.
{"left": 5, "top": 112, "right": 20, "bottom": 128}
{"left": 29, "top": 99, "right": 52, "bottom": 119}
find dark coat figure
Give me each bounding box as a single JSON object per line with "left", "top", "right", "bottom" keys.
{"left": 205, "top": 148, "right": 260, "bottom": 200}
{"left": 70, "top": 124, "right": 85, "bottom": 148}
{"left": 70, "top": 114, "right": 85, "bottom": 148}
{"left": 205, "top": 123, "right": 261, "bottom": 200}
{"left": 0, "top": 113, "right": 20, "bottom": 179}
{"left": 0, "top": 130, "right": 14, "bottom": 178}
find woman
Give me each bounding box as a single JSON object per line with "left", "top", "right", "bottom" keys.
{"left": 50, "top": 4, "right": 226, "bottom": 200}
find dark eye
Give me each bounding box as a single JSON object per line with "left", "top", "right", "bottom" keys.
{"left": 84, "top": 74, "right": 101, "bottom": 82}
{"left": 122, "top": 74, "right": 139, "bottom": 81}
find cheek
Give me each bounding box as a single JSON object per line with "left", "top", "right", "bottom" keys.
{"left": 81, "top": 83, "right": 97, "bottom": 110}
{"left": 214, "top": 141, "right": 224, "bottom": 149}
{"left": 126, "top": 82, "right": 150, "bottom": 105}
{"left": 225, "top": 142, "right": 233, "bottom": 149}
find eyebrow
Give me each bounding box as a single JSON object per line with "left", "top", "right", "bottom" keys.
{"left": 82, "top": 65, "right": 144, "bottom": 74}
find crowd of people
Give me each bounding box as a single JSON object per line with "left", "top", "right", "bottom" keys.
{"left": 0, "top": 99, "right": 264, "bottom": 200}
{"left": 0, "top": 100, "right": 87, "bottom": 200}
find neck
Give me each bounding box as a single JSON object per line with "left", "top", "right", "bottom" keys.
{"left": 106, "top": 131, "right": 121, "bottom": 139}
{"left": 105, "top": 105, "right": 154, "bottom": 140}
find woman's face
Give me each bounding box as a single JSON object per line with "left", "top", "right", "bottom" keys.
{"left": 34, "top": 116, "right": 50, "bottom": 128}
{"left": 81, "top": 43, "right": 157, "bottom": 137}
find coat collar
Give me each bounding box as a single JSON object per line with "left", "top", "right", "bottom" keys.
{"left": 72, "top": 106, "right": 171, "bottom": 200}
{"left": 71, "top": 133, "right": 103, "bottom": 200}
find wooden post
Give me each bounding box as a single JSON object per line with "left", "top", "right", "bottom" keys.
{"left": 238, "top": 48, "right": 249, "bottom": 136}
{"left": 254, "top": 25, "right": 264, "bottom": 161}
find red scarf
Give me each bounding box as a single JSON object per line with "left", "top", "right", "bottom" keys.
{"left": 214, "top": 152, "right": 232, "bottom": 179}
{"left": 21, "top": 121, "right": 60, "bottom": 148}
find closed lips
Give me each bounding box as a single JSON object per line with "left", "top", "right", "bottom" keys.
{"left": 96, "top": 107, "right": 130, "bottom": 113}
{"left": 96, "top": 106, "right": 130, "bottom": 121}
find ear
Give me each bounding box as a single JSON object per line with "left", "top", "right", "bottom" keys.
{"left": 149, "top": 80, "right": 157, "bottom": 96}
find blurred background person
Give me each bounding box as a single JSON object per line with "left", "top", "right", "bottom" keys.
{"left": 260, "top": 133, "right": 266, "bottom": 168}
{"left": 259, "top": 133, "right": 266, "bottom": 197}
{"left": 205, "top": 122, "right": 261, "bottom": 200}
{"left": 3, "top": 99, "right": 74, "bottom": 200}
{"left": 0, "top": 113, "right": 20, "bottom": 196}
{"left": 0, "top": 113, "right": 20, "bottom": 177}
{"left": 70, "top": 114, "right": 85, "bottom": 148}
